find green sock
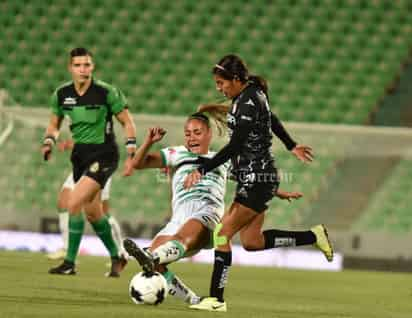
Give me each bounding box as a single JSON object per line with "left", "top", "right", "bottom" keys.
{"left": 66, "top": 214, "right": 85, "bottom": 263}
{"left": 162, "top": 270, "right": 175, "bottom": 284}
{"left": 90, "top": 215, "right": 119, "bottom": 258}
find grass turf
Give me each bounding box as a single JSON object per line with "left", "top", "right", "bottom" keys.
{"left": 0, "top": 250, "right": 411, "bottom": 318}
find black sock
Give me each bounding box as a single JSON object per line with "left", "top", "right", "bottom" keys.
{"left": 263, "top": 229, "right": 316, "bottom": 249}
{"left": 210, "top": 250, "right": 232, "bottom": 302}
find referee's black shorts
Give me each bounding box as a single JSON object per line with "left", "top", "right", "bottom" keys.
{"left": 71, "top": 143, "right": 119, "bottom": 188}
{"left": 233, "top": 170, "right": 279, "bottom": 213}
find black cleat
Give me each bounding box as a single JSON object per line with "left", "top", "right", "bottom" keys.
{"left": 123, "top": 238, "right": 155, "bottom": 273}
{"left": 105, "top": 255, "right": 128, "bottom": 278}
{"left": 49, "top": 260, "right": 76, "bottom": 275}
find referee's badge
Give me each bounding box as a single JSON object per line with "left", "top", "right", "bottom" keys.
{"left": 90, "top": 162, "right": 100, "bottom": 173}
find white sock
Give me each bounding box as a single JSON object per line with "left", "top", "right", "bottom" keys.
{"left": 163, "top": 271, "right": 200, "bottom": 304}
{"left": 58, "top": 211, "right": 69, "bottom": 250}
{"left": 152, "top": 240, "right": 186, "bottom": 265}
{"left": 108, "top": 215, "right": 126, "bottom": 257}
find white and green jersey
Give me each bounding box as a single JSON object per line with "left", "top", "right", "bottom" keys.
{"left": 160, "top": 146, "right": 229, "bottom": 212}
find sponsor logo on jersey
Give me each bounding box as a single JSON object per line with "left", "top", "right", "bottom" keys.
{"left": 63, "top": 97, "right": 77, "bottom": 105}
{"left": 89, "top": 162, "right": 100, "bottom": 173}
{"left": 240, "top": 115, "right": 252, "bottom": 121}
{"left": 245, "top": 98, "right": 255, "bottom": 106}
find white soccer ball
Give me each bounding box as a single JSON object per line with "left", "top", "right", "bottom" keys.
{"left": 129, "top": 271, "right": 168, "bottom": 305}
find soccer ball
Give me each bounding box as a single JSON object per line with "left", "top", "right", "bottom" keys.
{"left": 129, "top": 271, "right": 168, "bottom": 305}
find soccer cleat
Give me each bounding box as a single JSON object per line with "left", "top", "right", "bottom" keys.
{"left": 189, "top": 297, "right": 227, "bottom": 312}
{"left": 105, "top": 255, "right": 128, "bottom": 278}
{"left": 311, "top": 224, "right": 334, "bottom": 262}
{"left": 123, "top": 238, "right": 155, "bottom": 273}
{"left": 48, "top": 260, "right": 76, "bottom": 275}
{"left": 47, "top": 248, "right": 67, "bottom": 260}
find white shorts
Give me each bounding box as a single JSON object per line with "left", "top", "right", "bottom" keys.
{"left": 155, "top": 199, "right": 223, "bottom": 250}
{"left": 62, "top": 173, "right": 112, "bottom": 201}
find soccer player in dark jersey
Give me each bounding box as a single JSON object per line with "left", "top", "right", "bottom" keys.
{"left": 41, "top": 47, "right": 136, "bottom": 277}
{"left": 184, "top": 54, "right": 334, "bottom": 311}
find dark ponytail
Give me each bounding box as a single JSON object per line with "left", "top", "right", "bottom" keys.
{"left": 248, "top": 75, "right": 268, "bottom": 96}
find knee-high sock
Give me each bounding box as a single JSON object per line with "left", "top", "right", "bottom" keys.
{"left": 263, "top": 229, "right": 316, "bottom": 249}
{"left": 66, "top": 214, "right": 85, "bottom": 263}
{"left": 107, "top": 215, "right": 126, "bottom": 256}
{"left": 210, "top": 250, "right": 232, "bottom": 302}
{"left": 163, "top": 270, "right": 200, "bottom": 304}
{"left": 152, "top": 240, "right": 186, "bottom": 264}
{"left": 90, "top": 215, "right": 119, "bottom": 258}
{"left": 58, "top": 210, "right": 69, "bottom": 250}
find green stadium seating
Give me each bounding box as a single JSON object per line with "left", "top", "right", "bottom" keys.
{"left": 1, "top": 0, "right": 412, "bottom": 235}
{"left": 354, "top": 159, "right": 412, "bottom": 233}
{"left": 0, "top": 0, "right": 411, "bottom": 123}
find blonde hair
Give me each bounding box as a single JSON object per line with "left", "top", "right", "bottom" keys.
{"left": 195, "top": 104, "right": 230, "bottom": 136}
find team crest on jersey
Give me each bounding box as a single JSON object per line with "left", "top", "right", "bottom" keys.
{"left": 89, "top": 162, "right": 99, "bottom": 173}
{"left": 63, "top": 97, "right": 77, "bottom": 105}
{"left": 227, "top": 113, "right": 236, "bottom": 126}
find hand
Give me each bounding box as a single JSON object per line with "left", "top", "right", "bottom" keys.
{"left": 57, "top": 140, "right": 74, "bottom": 152}
{"left": 122, "top": 156, "right": 135, "bottom": 177}
{"left": 145, "top": 127, "right": 166, "bottom": 145}
{"left": 275, "top": 189, "right": 303, "bottom": 202}
{"left": 291, "top": 145, "right": 314, "bottom": 163}
{"left": 41, "top": 144, "right": 52, "bottom": 161}
{"left": 184, "top": 169, "right": 202, "bottom": 189}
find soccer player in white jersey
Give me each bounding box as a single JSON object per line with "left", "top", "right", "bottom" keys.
{"left": 123, "top": 111, "right": 228, "bottom": 304}
{"left": 122, "top": 110, "right": 301, "bottom": 305}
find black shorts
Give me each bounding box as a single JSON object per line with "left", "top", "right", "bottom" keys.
{"left": 71, "top": 143, "right": 119, "bottom": 188}
{"left": 233, "top": 171, "right": 279, "bottom": 213}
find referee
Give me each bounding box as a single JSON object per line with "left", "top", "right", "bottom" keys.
{"left": 41, "top": 47, "right": 136, "bottom": 277}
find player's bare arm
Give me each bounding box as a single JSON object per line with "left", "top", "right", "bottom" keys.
{"left": 130, "top": 127, "right": 166, "bottom": 171}
{"left": 41, "top": 114, "right": 63, "bottom": 161}
{"left": 115, "top": 108, "right": 137, "bottom": 176}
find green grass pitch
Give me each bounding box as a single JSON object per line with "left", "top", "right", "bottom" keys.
{"left": 0, "top": 251, "right": 411, "bottom": 318}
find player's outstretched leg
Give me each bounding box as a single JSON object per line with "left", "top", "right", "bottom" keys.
{"left": 311, "top": 224, "right": 333, "bottom": 262}
{"left": 163, "top": 270, "right": 201, "bottom": 305}
{"left": 123, "top": 238, "right": 155, "bottom": 273}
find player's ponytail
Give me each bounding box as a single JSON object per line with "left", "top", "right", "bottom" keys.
{"left": 248, "top": 75, "right": 269, "bottom": 97}
{"left": 192, "top": 104, "right": 229, "bottom": 136}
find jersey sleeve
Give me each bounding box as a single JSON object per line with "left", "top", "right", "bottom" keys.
{"left": 50, "top": 90, "right": 63, "bottom": 117}
{"left": 160, "top": 146, "right": 180, "bottom": 167}
{"left": 107, "top": 86, "right": 128, "bottom": 114}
